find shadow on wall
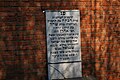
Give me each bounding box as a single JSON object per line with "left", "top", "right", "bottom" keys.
{"left": 0, "top": 1, "right": 39, "bottom": 80}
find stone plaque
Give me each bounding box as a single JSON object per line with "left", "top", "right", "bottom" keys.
{"left": 46, "top": 10, "right": 82, "bottom": 80}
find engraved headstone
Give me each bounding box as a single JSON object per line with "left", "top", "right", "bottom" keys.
{"left": 46, "top": 10, "right": 82, "bottom": 80}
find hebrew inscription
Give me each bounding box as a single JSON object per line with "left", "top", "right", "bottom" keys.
{"left": 46, "top": 10, "right": 81, "bottom": 63}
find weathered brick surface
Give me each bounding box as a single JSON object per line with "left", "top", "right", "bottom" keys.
{"left": 0, "top": 0, "right": 120, "bottom": 80}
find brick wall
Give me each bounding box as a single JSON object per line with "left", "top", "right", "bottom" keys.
{"left": 0, "top": 0, "right": 120, "bottom": 80}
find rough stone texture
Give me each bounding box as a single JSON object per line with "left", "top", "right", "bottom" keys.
{"left": 0, "top": 0, "right": 120, "bottom": 80}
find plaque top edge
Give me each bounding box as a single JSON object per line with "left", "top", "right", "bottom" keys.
{"left": 45, "top": 10, "right": 80, "bottom": 12}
